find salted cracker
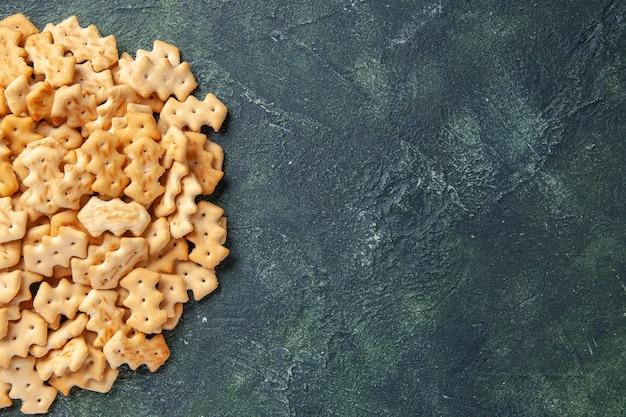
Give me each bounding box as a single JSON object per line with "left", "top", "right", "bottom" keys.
{"left": 78, "top": 196, "right": 151, "bottom": 237}
{"left": 80, "top": 129, "right": 129, "bottom": 197}
{"left": 174, "top": 261, "right": 219, "bottom": 301}
{"left": 78, "top": 289, "right": 125, "bottom": 347}
{"left": 45, "top": 15, "right": 118, "bottom": 71}
{"left": 32, "top": 278, "right": 90, "bottom": 323}
{"left": 0, "top": 309, "right": 47, "bottom": 367}
{"left": 160, "top": 93, "right": 228, "bottom": 132}
{"left": 103, "top": 327, "right": 170, "bottom": 371}
{"left": 23, "top": 226, "right": 89, "bottom": 276}
{"left": 0, "top": 356, "right": 58, "bottom": 414}
{"left": 187, "top": 200, "right": 229, "bottom": 270}
{"left": 120, "top": 268, "right": 168, "bottom": 334}
{"left": 168, "top": 172, "right": 202, "bottom": 238}
{"left": 24, "top": 30, "right": 76, "bottom": 88}
{"left": 0, "top": 240, "right": 21, "bottom": 269}
{"left": 0, "top": 26, "right": 32, "bottom": 88}
{"left": 30, "top": 313, "right": 88, "bottom": 358}
{"left": 123, "top": 136, "right": 165, "bottom": 206}
{"left": 35, "top": 335, "right": 89, "bottom": 380}
{"left": 185, "top": 131, "right": 224, "bottom": 194}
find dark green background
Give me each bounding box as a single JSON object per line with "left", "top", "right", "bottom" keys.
{"left": 1, "top": 1, "right": 625, "bottom": 416}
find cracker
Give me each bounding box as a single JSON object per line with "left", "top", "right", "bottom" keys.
{"left": 187, "top": 200, "right": 229, "bottom": 270}
{"left": 140, "top": 238, "right": 188, "bottom": 274}
{"left": 123, "top": 136, "right": 165, "bottom": 206}
{"left": 132, "top": 55, "right": 197, "bottom": 101}
{"left": 174, "top": 261, "right": 219, "bottom": 301}
{"left": 70, "top": 233, "right": 121, "bottom": 286}
{"left": 0, "top": 356, "right": 58, "bottom": 415}
{"left": 168, "top": 172, "right": 202, "bottom": 238}
{"left": 48, "top": 343, "right": 108, "bottom": 396}
{"left": 160, "top": 93, "right": 228, "bottom": 132}
{"left": 0, "top": 162, "right": 19, "bottom": 198}
{"left": 0, "top": 26, "right": 32, "bottom": 88}
{"left": 120, "top": 268, "right": 168, "bottom": 334}
{"left": 153, "top": 160, "right": 188, "bottom": 217}
{"left": 78, "top": 289, "right": 125, "bottom": 347}
{"left": 88, "top": 237, "right": 148, "bottom": 289}
{"left": 4, "top": 74, "right": 30, "bottom": 115}
{"left": 45, "top": 15, "right": 118, "bottom": 71}
{"left": 0, "top": 13, "right": 39, "bottom": 39}
{"left": 30, "top": 313, "right": 88, "bottom": 358}
{"left": 24, "top": 30, "right": 76, "bottom": 88}
{"left": 35, "top": 121, "right": 84, "bottom": 150}
{"left": 35, "top": 335, "right": 89, "bottom": 380}
{"left": 78, "top": 196, "right": 151, "bottom": 237}
{"left": 157, "top": 273, "right": 189, "bottom": 320}
{"left": 23, "top": 226, "right": 89, "bottom": 276}
{"left": 32, "top": 278, "right": 90, "bottom": 323}
{"left": 72, "top": 61, "right": 114, "bottom": 104}
{"left": 26, "top": 80, "right": 55, "bottom": 122}
{"left": 114, "top": 110, "right": 161, "bottom": 147}
{"left": 80, "top": 129, "right": 129, "bottom": 197}
{"left": 142, "top": 216, "right": 171, "bottom": 256}
{"left": 160, "top": 125, "right": 189, "bottom": 169}
{"left": 51, "top": 83, "right": 98, "bottom": 128}
{"left": 0, "top": 309, "right": 47, "bottom": 367}
{"left": 185, "top": 131, "right": 224, "bottom": 195}
{"left": 0, "top": 114, "right": 43, "bottom": 156}
{"left": 103, "top": 327, "right": 170, "bottom": 371}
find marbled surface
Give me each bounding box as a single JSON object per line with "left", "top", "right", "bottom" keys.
{"left": 1, "top": 1, "right": 625, "bottom": 416}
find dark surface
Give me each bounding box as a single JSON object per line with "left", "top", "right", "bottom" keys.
{"left": 1, "top": 1, "right": 626, "bottom": 416}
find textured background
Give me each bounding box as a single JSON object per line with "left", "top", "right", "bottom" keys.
{"left": 1, "top": 1, "right": 625, "bottom": 416}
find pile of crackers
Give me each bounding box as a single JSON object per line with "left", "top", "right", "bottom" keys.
{"left": 0, "top": 13, "right": 229, "bottom": 414}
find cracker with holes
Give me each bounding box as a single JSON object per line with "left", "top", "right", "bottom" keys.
{"left": 35, "top": 335, "right": 89, "bottom": 380}
{"left": 123, "top": 136, "right": 166, "bottom": 206}
{"left": 186, "top": 131, "right": 224, "bottom": 194}
{"left": 0, "top": 114, "right": 43, "bottom": 156}
{"left": 0, "top": 26, "right": 32, "bottom": 88}
{"left": 30, "top": 313, "right": 88, "bottom": 358}
{"left": 174, "top": 260, "right": 220, "bottom": 301}
{"left": 120, "top": 268, "right": 168, "bottom": 334}
{"left": 80, "top": 129, "right": 129, "bottom": 197}
{"left": 187, "top": 200, "right": 229, "bottom": 270}
{"left": 140, "top": 238, "right": 188, "bottom": 274}
{"left": 79, "top": 289, "right": 125, "bottom": 347}
{"left": 44, "top": 15, "right": 118, "bottom": 71}
{"left": 32, "top": 278, "right": 90, "bottom": 323}
{"left": 132, "top": 55, "right": 197, "bottom": 101}
{"left": 160, "top": 93, "right": 228, "bottom": 132}
{"left": 0, "top": 309, "right": 47, "bottom": 367}
{"left": 103, "top": 327, "right": 170, "bottom": 371}
{"left": 48, "top": 343, "right": 109, "bottom": 395}
{"left": 51, "top": 83, "right": 98, "bottom": 128}
{"left": 168, "top": 173, "right": 203, "bottom": 238}
{"left": 23, "top": 226, "right": 88, "bottom": 276}
{"left": 0, "top": 356, "right": 58, "bottom": 414}
{"left": 0, "top": 270, "right": 21, "bottom": 305}
{"left": 26, "top": 80, "right": 55, "bottom": 122}
{"left": 24, "top": 30, "right": 76, "bottom": 88}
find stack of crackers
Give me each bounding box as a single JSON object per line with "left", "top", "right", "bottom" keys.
{"left": 0, "top": 13, "right": 229, "bottom": 414}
